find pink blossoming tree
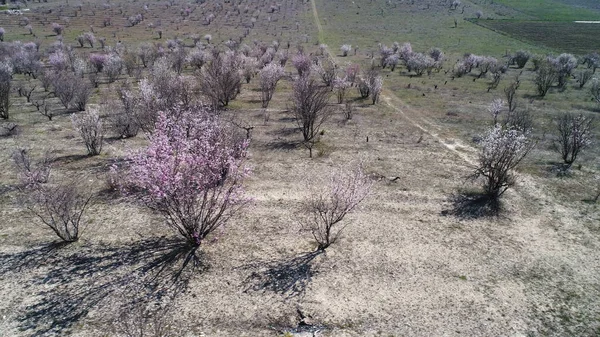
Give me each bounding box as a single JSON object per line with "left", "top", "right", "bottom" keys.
{"left": 117, "top": 106, "right": 250, "bottom": 248}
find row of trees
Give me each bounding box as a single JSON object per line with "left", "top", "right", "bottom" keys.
{"left": 14, "top": 103, "right": 373, "bottom": 253}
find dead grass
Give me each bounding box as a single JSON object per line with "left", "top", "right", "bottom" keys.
{"left": 0, "top": 0, "right": 599, "bottom": 336}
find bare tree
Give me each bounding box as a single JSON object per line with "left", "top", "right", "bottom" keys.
{"left": 591, "top": 78, "right": 600, "bottom": 105}
{"left": 554, "top": 113, "right": 594, "bottom": 170}
{"left": 12, "top": 148, "right": 52, "bottom": 187}
{"left": 25, "top": 181, "right": 93, "bottom": 242}
{"left": 511, "top": 50, "right": 530, "bottom": 69}
{"left": 33, "top": 95, "right": 53, "bottom": 120}
{"left": 534, "top": 60, "right": 557, "bottom": 97}
{"left": 51, "top": 71, "right": 77, "bottom": 109}
{"left": 474, "top": 125, "right": 533, "bottom": 199}
{"left": 314, "top": 59, "right": 336, "bottom": 87}
{"left": 299, "top": 164, "right": 373, "bottom": 251}
{"left": 343, "top": 101, "right": 354, "bottom": 120}
{"left": 504, "top": 79, "right": 520, "bottom": 112}
{"left": 291, "top": 77, "right": 332, "bottom": 158}
{"left": 74, "top": 81, "right": 93, "bottom": 111}
{"left": 199, "top": 51, "right": 241, "bottom": 108}
{"left": 71, "top": 109, "right": 104, "bottom": 156}
{"left": 0, "top": 61, "right": 12, "bottom": 119}
{"left": 503, "top": 108, "right": 533, "bottom": 133}
{"left": 576, "top": 69, "right": 593, "bottom": 88}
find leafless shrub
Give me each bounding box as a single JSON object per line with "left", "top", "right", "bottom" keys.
{"left": 534, "top": 60, "right": 557, "bottom": 97}
{"left": 502, "top": 108, "right": 533, "bottom": 133}
{"left": 0, "top": 61, "right": 12, "bottom": 119}
{"left": 554, "top": 113, "right": 594, "bottom": 170}
{"left": 343, "top": 101, "right": 354, "bottom": 120}
{"left": 12, "top": 148, "right": 52, "bottom": 187}
{"left": 24, "top": 181, "right": 93, "bottom": 242}
{"left": 591, "top": 78, "right": 600, "bottom": 105}
{"left": 474, "top": 125, "right": 533, "bottom": 199}
{"left": 299, "top": 164, "right": 373, "bottom": 250}
{"left": 33, "top": 96, "right": 54, "bottom": 121}
{"left": 511, "top": 50, "right": 530, "bottom": 69}
{"left": 51, "top": 71, "right": 77, "bottom": 109}
{"left": 504, "top": 79, "right": 520, "bottom": 112}
{"left": 71, "top": 109, "right": 104, "bottom": 156}
{"left": 314, "top": 59, "right": 336, "bottom": 87}
{"left": 199, "top": 50, "right": 241, "bottom": 108}
{"left": 291, "top": 76, "right": 332, "bottom": 157}
{"left": 112, "top": 83, "right": 140, "bottom": 138}
{"left": 74, "top": 81, "right": 93, "bottom": 111}
{"left": 39, "top": 70, "right": 53, "bottom": 92}
{"left": 576, "top": 69, "right": 593, "bottom": 88}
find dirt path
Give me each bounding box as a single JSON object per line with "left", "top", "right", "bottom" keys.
{"left": 310, "top": 0, "right": 478, "bottom": 167}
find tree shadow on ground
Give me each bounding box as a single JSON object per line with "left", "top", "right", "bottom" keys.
{"left": 442, "top": 190, "right": 501, "bottom": 219}
{"left": 242, "top": 250, "right": 323, "bottom": 298}
{"left": 0, "top": 237, "right": 205, "bottom": 336}
{"left": 261, "top": 139, "right": 301, "bottom": 151}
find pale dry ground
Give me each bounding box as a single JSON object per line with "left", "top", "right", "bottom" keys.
{"left": 0, "top": 87, "right": 599, "bottom": 336}
{"left": 0, "top": 1, "right": 599, "bottom": 336}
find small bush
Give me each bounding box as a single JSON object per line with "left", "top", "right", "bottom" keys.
{"left": 554, "top": 113, "right": 594, "bottom": 170}
{"left": 12, "top": 148, "right": 52, "bottom": 187}
{"left": 299, "top": 164, "right": 373, "bottom": 251}
{"left": 474, "top": 125, "right": 533, "bottom": 199}
{"left": 71, "top": 109, "right": 104, "bottom": 156}
{"left": 25, "top": 181, "right": 94, "bottom": 242}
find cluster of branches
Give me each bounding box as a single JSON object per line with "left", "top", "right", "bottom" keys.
{"left": 12, "top": 148, "right": 93, "bottom": 243}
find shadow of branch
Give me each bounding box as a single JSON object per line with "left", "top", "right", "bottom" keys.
{"left": 242, "top": 250, "right": 323, "bottom": 298}
{"left": 442, "top": 190, "right": 501, "bottom": 219}
{"left": 0, "top": 237, "right": 206, "bottom": 336}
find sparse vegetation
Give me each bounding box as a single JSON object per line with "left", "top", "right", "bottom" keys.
{"left": 0, "top": 0, "right": 599, "bottom": 336}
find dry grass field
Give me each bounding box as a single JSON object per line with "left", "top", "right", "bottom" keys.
{"left": 0, "top": 0, "right": 599, "bottom": 336}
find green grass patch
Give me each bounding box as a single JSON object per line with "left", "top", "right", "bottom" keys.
{"left": 476, "top": 20, "right": 600, "bottom": 54}
{"left": 493, "top": 0, "right": 600, "bottom": 21}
